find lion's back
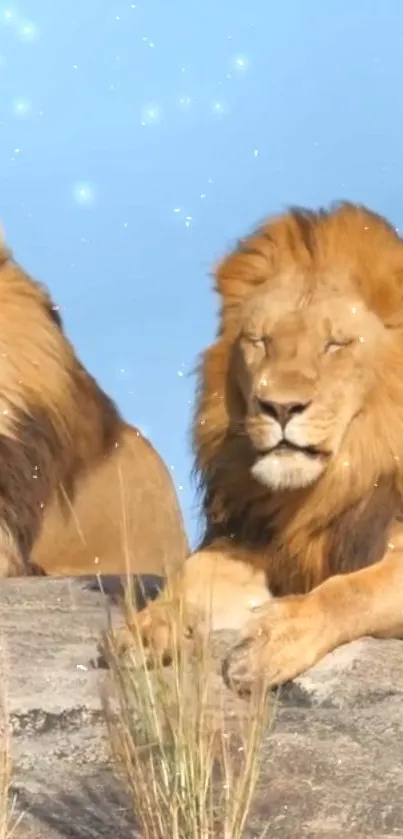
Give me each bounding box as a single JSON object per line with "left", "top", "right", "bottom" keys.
{"left": 32, "top": 422, "right": 189, "bottom": 577}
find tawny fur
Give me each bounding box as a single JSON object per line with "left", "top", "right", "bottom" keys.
{"left": 108, "top": 202, "right": 403, "bottom": 692}
{"left": 0, "top": 234, "right": 188, "bottom": 578}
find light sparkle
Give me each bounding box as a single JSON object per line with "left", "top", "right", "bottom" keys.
{"left": 2, "top": 7, "right": 15, "bottom": 23}
{"left": 234, "top": 55, "right": 248, "bottom": 70}
{"left": 12, "top": 98, "right": 32, "bottom": 118}
{"left": 19, "top": 21, "right": 39, "bottom": 42}
{"left": 140, "top": 104, "right": 161, "bottom": 125}
{"left": 72, "top": 182, "right": 96, "bottom": 206}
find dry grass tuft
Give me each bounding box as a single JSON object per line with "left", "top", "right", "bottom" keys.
{"left": 0, "top": 700, "right": 11, "bottom": 839}
{"left": 102, "top": 594, "right": 273, "bottom": 839}
{"left": 0, "top": 644, "right": 22, "bottom": 839}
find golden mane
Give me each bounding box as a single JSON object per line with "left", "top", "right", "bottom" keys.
{"left": 193, "top": 202, "right": 403, "bottom": 595}
{"left": 0, "top": 234, "right": 188, "bottom": 578}
{"left": 107, "top": 201, "right": 403, "bottom": 696}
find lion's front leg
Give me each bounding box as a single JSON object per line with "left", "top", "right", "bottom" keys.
{"left": 100, "top": 546, "right": 271, "bottom": 666}
{"left": 224, "top": 546, "right": 403, "bottom": 696}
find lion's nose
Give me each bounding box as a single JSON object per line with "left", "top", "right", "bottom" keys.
{"left": 257, "top": 399, "right": 310, "bottom": 428}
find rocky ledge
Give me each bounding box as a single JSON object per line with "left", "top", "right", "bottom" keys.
{"left": 0, "top": 576, "right": 402, "bottom": 838}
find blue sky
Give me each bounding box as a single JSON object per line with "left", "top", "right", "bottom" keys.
{"left": 1, "top": 1, "right": 403, "bottom": 546}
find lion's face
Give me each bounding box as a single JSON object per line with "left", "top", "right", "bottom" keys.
{"left": 234, "top": 281, "right": 386, "bottom": 491}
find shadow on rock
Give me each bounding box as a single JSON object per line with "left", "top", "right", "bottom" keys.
{"left": 82, "top": 573, "right": 165, "bottom": 609}
{"left": 13, "top": 770, "right": 139, "bottom": 839}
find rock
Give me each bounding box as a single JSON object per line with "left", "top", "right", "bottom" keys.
{"left": 0, "top": 577, "right": 402, "bottom": 838}
{"left": 0, "top": 576, "right": 134, "bottom": 838}
{"left": 255, "top": 638, "right": 403, "bottom": 839}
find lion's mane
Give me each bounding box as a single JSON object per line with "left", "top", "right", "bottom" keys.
{"left": 193, "top": 202, "right": 403, "bottom": 595}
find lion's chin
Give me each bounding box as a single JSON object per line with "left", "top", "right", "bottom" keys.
{"left": 251, "top": 449, "right": 326, "bottom": 491}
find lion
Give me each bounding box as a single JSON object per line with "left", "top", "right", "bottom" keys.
{"left": 109, "top": 201, "right": 403, "bottom": 695}
{"left": 0, "top": 229, "right": 188, "bottom": 580}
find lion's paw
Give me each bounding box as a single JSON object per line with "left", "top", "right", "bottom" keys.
{"left": 222, "top": 634, "right": 271, "bottom": 698}
{"left": 222, "top": 595, "right": 329, "bottom": 697}
{"left": 97, "top": 599, "right": 196, "bottom": 670}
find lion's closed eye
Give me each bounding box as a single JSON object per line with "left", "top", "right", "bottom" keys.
{"left": 324, "top": 339, "right": 355, "bottom": 355}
